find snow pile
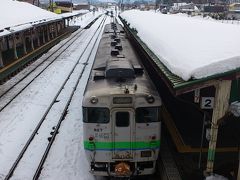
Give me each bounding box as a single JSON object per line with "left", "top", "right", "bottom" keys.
{"left": 0, "top": 0, "right": 60, "bottom": 32}
{"left": 230, "top": 101, "right": 240, "bottom": 117}
{"left": 120, "top": 10, "right": 240, "bottom": 81}
{"left": 206, "top": 174, "right": 228, "bottom": 180}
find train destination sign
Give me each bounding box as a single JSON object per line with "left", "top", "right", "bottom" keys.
{"left": 113, "top": 97, "right": 132, "bottom": 104}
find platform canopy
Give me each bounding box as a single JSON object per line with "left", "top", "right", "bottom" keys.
{"left": 120, "top": 10, "right": 240, "bottom": 82}
{"left": 0, "top": 0, "right": 61, "bottom": 37}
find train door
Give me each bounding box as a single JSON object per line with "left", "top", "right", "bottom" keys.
{"left": 112, "top": 109, "right": 134, "bottom": 159}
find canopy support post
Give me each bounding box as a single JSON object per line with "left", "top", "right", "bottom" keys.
{"left": 0, "top": 38, "right": 3, "bottom": 67}
{"left": 13, "top": 34, "right": 18, "bottom": 59}
{"left": 206, "top": 80, "right": 231, "bottom": 174}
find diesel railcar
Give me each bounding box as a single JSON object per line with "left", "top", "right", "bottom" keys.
{"left": 82, "top": 22, "right": 162, "bottom": 177}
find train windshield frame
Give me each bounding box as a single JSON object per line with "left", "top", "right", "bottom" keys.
{"left": 136, "top": 107, "right": 160, "bottom": 123}
{"left": 83, "top": 107, "right": 110, "bottom": 123}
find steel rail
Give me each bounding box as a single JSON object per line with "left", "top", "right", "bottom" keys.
{"left": 4, "top": 15, "right": 106, "bottom": 180}
{"left": 33, "top": 15, "right": 107, "bottom": 180}
{"left": 0, "top": 28, "right": 83, "bottom": 98}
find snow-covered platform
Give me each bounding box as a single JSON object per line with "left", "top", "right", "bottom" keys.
{"left": 119, "top": 11, "right": 240, "bottom": 177}
{"left": 0, "top": 0, "right": 89, "bottom": 83}
{"left": 120, "top": 10, "right": 240, "bottom": 95}
{"left": 0, "top": 0, "right": 87, "bottom": 37}
{"left": 0, "top": 0, "right": 61, "bottom": 37}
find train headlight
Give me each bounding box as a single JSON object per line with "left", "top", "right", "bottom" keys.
{"left": 146, "top": 95, "right": 155, "bottom": 104}
{"left": 141, "top": 150, "right": 152, "bottom": 157}
{"left": 151, "top": 135, "right": 156, "bottom": 140}
{"left": 90, "top": 96, "right": 98, "bottom": 104}
{"left": 89, "top": 136, "right": 94, "bottom": 141}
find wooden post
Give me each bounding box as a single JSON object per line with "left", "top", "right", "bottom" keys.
{"left": 50, "top": 24, "right": 54, "bottom": 39}
{"left": 47, "top": 25, "right": 50, "bottom": 41}
{"left": 42, "top": 27, "right": 46, "bottom": 44}
{"left": 36, "top": 28, "right": 41, "bottom": 47}
{"left": 54, "top": 22, "right": 58, "bottom": 37}
{"left": 30, "top": 29, "right": 34, "bottom": 51}
{"left": 0, "top": 38, "right": 3, "bottom": 67}
{"left": 12, "top": 34, "right": 18, "bottom": 59}
{"left": 206, "top": 80, "right": 232, "bottom": 174}
{"left": 63, "top": 20, "right": 66, "bottom": 28}
{"left": 60, "top": 20, "right": 65, "bottom": 30}
{"left": 21, "top": 32, "right": 27, "bottom": 55}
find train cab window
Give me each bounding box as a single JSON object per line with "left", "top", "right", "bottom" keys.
{"left": 83, "top": 107, "right": 109, "bottom": 123}
{"left": 116, "top": 112, "right": 129, "bottom": 127}
{"left": 136, "top": 107, "right": 159, "bottom": 123}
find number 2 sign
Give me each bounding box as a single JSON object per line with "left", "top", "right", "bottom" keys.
{"left": 201, "top": 97, "right": 214, "bottom": 109}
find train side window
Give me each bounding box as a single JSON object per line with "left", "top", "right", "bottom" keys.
{"left": 116, "top": 112, "right": 129, "bottom": 127}
{"left": 136, "top": 107, "right": 159, "bottom": 123}
{"left": 83, "top": 107, "right": 109, "bottom": 123}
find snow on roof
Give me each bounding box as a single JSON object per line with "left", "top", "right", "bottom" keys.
{"left": 0, "top": 0, "right": 61, "bottom": 36}
{"left": 120, "top": 10, "right": 240, "bottom": 81}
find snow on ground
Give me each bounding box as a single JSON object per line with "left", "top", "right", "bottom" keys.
{"left": 230, "top": 101, "right": 240, "bottom": 117}
{"left": 0, "top": 14, "right": 104, "bottom": 179}
{"left": 0, "top": 41, "right": 83, "bottom": 177}
{"left": 206, "top": 174, "right": 228, "bottom": 180}
{"left": 120, "top": 10, "right": 240, "bottom": 81}
{"left": 39, "top": 17, "right": 110, "bottom": 180}
{"left": 38, "top": 50, "right": 100, "bottom": 180}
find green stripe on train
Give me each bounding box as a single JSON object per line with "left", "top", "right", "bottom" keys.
{"left": 84, "top": 140, "right": 161, "bottom": 150}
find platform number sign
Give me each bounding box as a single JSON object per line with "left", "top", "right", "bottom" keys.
{"left": 201, "top": 97, "right": 214, "bottom": 109}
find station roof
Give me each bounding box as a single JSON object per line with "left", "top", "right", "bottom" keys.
{"left": 0, "top": 0, "right": 60, "bottom": 37}
{"left": 0, "top": 0, "right": 87, "bottom": 37}
{"left": 120, "top": 10, "right": 240, "bottom": 95}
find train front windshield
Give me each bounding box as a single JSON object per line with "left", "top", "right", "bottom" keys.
{"left": 83, "top": 107, "right": 159, "bottom": 123}
{"left": 83, "top": 107, "right": 110, "bottom": 123}
{"left": 136, "top": 107, "right": 159, "bottom": 123}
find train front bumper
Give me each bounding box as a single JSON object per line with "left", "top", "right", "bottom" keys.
{"left": 90, "top": 161, "right": 156, "bottom": 177}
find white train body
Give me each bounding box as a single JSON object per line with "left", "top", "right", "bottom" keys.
{"left": 82, "top": 22, "right": 162, "bottom": 177}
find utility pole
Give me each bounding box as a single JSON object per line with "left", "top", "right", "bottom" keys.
{"left": 32, "top": 0, "right": 40, "bottom": 6}
{"left": 51, "top": 0, "right": 54, "bottom": 12}
{"left": 155, "top": 0, "right": 160, "bottom": 11}
{"left": 49, "top": 0, "right": 53, "bottom": 12}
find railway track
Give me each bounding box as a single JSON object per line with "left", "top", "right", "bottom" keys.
{"left": 158, "top": 135, "right": 182, "bottom": 180}
{"left": 3, "top": 15, "right": 108, "bottom": 180}
{"left": 0, "top": 15, "right": 101, "bottom": 112}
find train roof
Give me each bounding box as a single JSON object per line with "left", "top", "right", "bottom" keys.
{"left": 83, "top": 23, "right": 160, "bottom": 102}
